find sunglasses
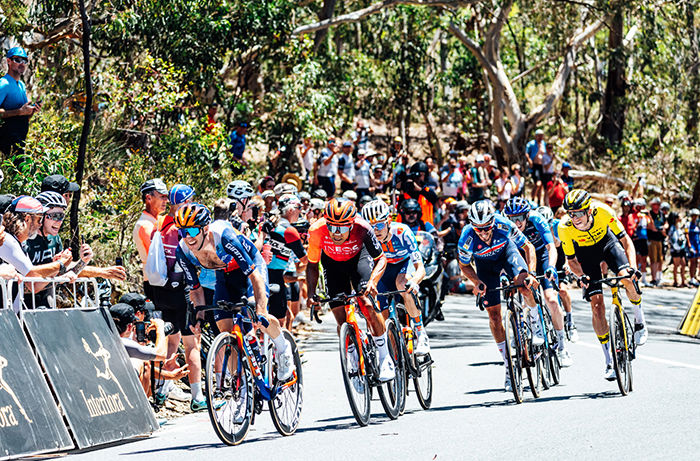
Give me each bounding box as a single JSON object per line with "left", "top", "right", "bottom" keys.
{"left": 372, "top": 221, "right": 387, "bottom": 231}
{"left": 11, "top": 57, "right": 28, "bottom": 64}
{"left": 178, "top": 227, "right": 203, "bottom": 239}
{"left": 327, "top": 224, "right": 352, "bottom": 234}
{"left": 404, "top": 211, "right": 419, "bottom": 216}
{"left": 45, "top": 212, "right": 65, "bottom": 222}
{"left": 473, "top": 224, "right": 493, "bottom": 233}
{"left": 567, "top": 210, "right": 588, "bottom": 219}
{"left": 508, "top": 213, "right": 528, "bottom": 224}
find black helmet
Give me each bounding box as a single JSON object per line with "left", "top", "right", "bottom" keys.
{"left": 410, "top": 161, "right": 428, "bottom": 175}
{"left": 399, "top": 198, "right": 421, "bottom": 215}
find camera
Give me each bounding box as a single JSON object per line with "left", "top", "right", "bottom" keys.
{"left": 135, "top": 320, "right": 175, "bottom": 343}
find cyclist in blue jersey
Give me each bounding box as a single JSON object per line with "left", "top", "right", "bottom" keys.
{"left": 362, "top": 200, "right": 430, "bottom": 355}
{"left": 174, "top": 203, "right": 295, "bottom": 381}
{"left": 504, "top": 198, "right": 571, "bottom": 366}
{"left": 458, "top": 200, "right": 538, "bottom": 391}
{"left": 537, "top": 206, "right": 579, "bottom": 342}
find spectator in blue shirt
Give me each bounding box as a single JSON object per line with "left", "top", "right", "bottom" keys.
{"left": 525, "top": 128, "right": 547, "bottom": 205}
{"left": 0, "top": 47, "right": 40, "bottom": 157}
{"left": 229, "top": 121, "right": 248, "bottom": 165}
{"left": 560, "top": 162, "right": 574, "bottom": 188}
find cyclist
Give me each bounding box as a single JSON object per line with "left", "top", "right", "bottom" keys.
{"left": 174, "top": 203, "right": 295, "bottom": 381}
{"left": 226, "top": 179, "right": 256, "bottom": 232}
{"left": 504, "top": 198, "right": 572, "bottom": 366}
{"left": 558, "top": 189, "right": 648, "bottom": 381}
{"left": 361, "top": 199, "right": 430, "bottom": 355}
{"left": 306, "top": 198, "right": 394, "bottom": 381}
{"left": 536, "top": 206, "right": 579, "bottom": 342}
{"left": 458, "top": 200, "right": 538, "bottom": 391}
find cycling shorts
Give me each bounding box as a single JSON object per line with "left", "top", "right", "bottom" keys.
{"left": 377, "top": 258, "right": 411, "bottom": 310}
{"left": 322, "top": 246, "right": 375, "bottom": 309}
{"left": 268, "top": 269, "right": 289, "bottom": 320}
{"left": 633, "top": 238, "right": 648, "bottom": 257}
{"left": 286, "top": 280, "right": 300, "bottom": 302}
{"left": 574, "top": 230, "right": 630, "bottom": 300}
{"left": 476, "top": 240, "right": 528, "bottom": 308}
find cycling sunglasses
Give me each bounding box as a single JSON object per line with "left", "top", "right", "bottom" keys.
{"left": 45, "top": 212, "right": 65, "bottom": 222}
{"left": 473, "top": 224, "right": 494, "bottom": 233}
{"left": 11, "top": 57, "right": 28, "bottom": 65}
{"left": 508, "top": 213, "right": 528, "bottom": 224}
{"left": 567, "top": 210, "right": 588, "bottom": 219}
{"left": 327, "top": 224, "right": 352, "bottom": 234}
{"left": 178, "top": 227, "right": 203, "bottom": 239}
{"left": 372, "top": 221, "right": 387, "bottom": 231}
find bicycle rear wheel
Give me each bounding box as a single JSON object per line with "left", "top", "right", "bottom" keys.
{"left": 504, "top": 309, "right": 524, "bottom": 404}
{"left": 377, "top": 319, "right": 404, "bottom": 420}
{"left": 269, "top": 330, "right": 303, "bottom": 436}
{"left": 525, "top": 336, "right": 542, "bottom": 399}
{"left": 609, "top": 305, "right": 633, "bottom": 395}
{"left": 339, "top": 322, "right": 371, "bottom": 426}
{"left": 542, "top": 305, "right": 561, "bottom": 386}
{"left": 205, "top": 332, "right": 254, "bottom": 446}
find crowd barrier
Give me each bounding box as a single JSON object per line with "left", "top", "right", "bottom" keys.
{"left": 678, "top": 285, "right": 700, "bottom": 338}
{"left": 0, "top": 277, "right": 158, "bottom": 459}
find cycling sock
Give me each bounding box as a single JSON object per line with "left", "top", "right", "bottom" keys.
{"left": 598, "top": 333, "right": 612, "bottom": 364}
{"left": 528, "top": 307, "right": 541, "bottom": 324}
{"left": 272, "top": 333, "right": 288, "bottom": 353}
{"left": 630, "top": 298, "right": 645, "bottom": 325}
{"left": 497, "top": 341, "right": 507, "bottom": 365}
{"left": 556, "top": 329, "right": 566, "bottom": 351}
{"left": 412, "top": 316, "right": 424, "bottom": 335}
{"left": 216, "top": 372, "right": 222, "bottom": 384}
{"left": 373, "top": 333, "right": 389, "bottom": 360}
{"left": 191, "top": 381, "right": 204, "bottom": 402}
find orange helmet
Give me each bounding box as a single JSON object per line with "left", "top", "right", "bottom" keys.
{"left": 324, "top": 198, "right": 356, "bottom": 226}
{"left": 174, "top": 203, "right": 212, "bottom": 228}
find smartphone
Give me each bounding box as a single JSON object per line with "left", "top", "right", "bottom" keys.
{"left": 115, "top": 256, "right": 123, "bottom": 266}
{"left": 135, "top": 321, "right": 147, "bottom": 343}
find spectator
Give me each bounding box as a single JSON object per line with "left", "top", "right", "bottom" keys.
{"left": 619, "top": 197, "right": 635, "bottom": 238}
{"left": 667, "top": 212, "right": 687, "bottom": 287}
{"left": 647, "top": 197, "right": 666, "bottom": 286}
{"left": 0, "top": 47, "right": 40, "bottom": 157}
{"left": 352, "top": 120, "right": 373, "bottom": 152}
{"left": 316, "top": 138, "right": 339, "bottom": 197}
{"left": 546, "top": 172, "right": 569, "bottom": 213}
{"left": 297, "top": 137, "right": 316, "bottom": 181}
{"left": 229, "top": 121, "right": 248, "bottom": 165}
{"left": 467, "top": 154, "right": 490, "bottom": 203}
{"left": 424, "top": 157, "right": 440, "bottom": 191}
{"left": 40, "top": 174, "right": 80, "bottom": 207}
{"left": 526, "top": 128, "right": 546, "bottom": 205}
{"left": 686, "top": 209, "right": 700, "bottom": 286}
{"left": 133, "top": 178, "right": 168, "bottom": 299}
{"left": 494, "top": 167, "right": 514, "bottom": 209}
{"left": 400, "top": 162, "right": 438, "bottom": 225}
{"left": 440, "top": 157, "right": 463, "bottom": 199}
{"left": 388, "top": 136, "right": 405, "bottom": 161}
{"left": 258, "top": 176, "right": 275, "bottom": 193}
{"left": 632, "top": 198, "right": 651, "bottom": 286}
{"left": 483, "top": 154, "right": 498, "bottom": 183}
{"left": 560, "top": 162, "right": 574, "bottom": 188}
{"left": 338, "top": 141, "right": 356, "bottom": 192}
{"left": 370, "top": 164, "right": 390, "bottom": 195}
{"left": 354, "top": 149, "right": 372, "bottom": 199}
{"left": 541, "top": 142, "right": 556, "bottom": 190}
{"left": 511, "top": 163, "right": 525, "bottom": 197}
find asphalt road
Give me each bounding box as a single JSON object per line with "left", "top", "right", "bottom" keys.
{"left": 67, "top": 287, "right": 700, "bottom": 460}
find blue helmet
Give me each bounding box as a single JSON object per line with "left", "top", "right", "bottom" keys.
{"left": 6, "top": 47, "right": 28, "bottom": 59}
{"left": 504, "top": 197, "right": 530, "bottom": 216}
{"left": 169, "top": 184, "right": 195, "bottom": 205}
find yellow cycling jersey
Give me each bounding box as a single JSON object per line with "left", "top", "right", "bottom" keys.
{"left": 558, "top": 202, "right": 626, "bottom": 257}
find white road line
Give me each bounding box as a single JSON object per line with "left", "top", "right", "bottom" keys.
{"left": 576, "top": 341, "right": 700, "bottom": 371}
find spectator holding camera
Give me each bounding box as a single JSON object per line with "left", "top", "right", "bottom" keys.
{"left": 1, "top": 47, "right": 40, "bottom": 157}
{"left": 398, "top": 161, "right": 438, "bottom": 225}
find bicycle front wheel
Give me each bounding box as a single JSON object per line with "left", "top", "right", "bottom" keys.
{"left": 269, "top": 330, "right": 303, "bottom": 436}
{"left": 377, "top": 319, "right": 404, "bottom": 420}
{"left": 609, "top": 305, "right": 633, "bottom": 395}
{"left": 205, "top": 332, "right": 254, "bottom": 446}
{"left": 339, "top": 322, "right": 371, "bottom": 426}
{"left": 542, "top": 305, "right": 561, "bottom": 386}
{"left": 504, "top": 309, "right": 524, "bottom": 404}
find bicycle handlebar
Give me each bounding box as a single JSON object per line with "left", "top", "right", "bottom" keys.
{"left": 192, "top": 297, "right": 270, "bottom": 328}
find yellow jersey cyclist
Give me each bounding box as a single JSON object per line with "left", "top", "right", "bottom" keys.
{"left": 174, "top": 203, "right": 296, "bottom": 381}
{"left": 361, "top": 199, "right": 430, "bottom": 355}
{"left": 558, "top": 189, "right": 648, "bottom": 381}
{"left": 306, "top": 198, "right": 394, "bottom": 381}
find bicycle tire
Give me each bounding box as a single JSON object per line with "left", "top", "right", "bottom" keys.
{"left": 377, "top": 319, "right": 404, "bottom": 420}
{"left": 269, "top": 330, "right": 303, "bottom": 436}
{"left": 413, "top": 352, "right": 433, "bottom": 410}
{"left": 205, "top": 332, "right": 254, "bottom": 446}
{"left": 525, "top": 331, "right": 542, "bottom": 399}
{"left": 504, "top": 308, "right": 524, "bottom": 404}
{"left": 339, "top": 322, "right": 371, "bottom": 426}
{"left": 543, "top": 304, "right": 561, "bottom": 386}
{"left": 609, "top": 305, "right": 632, "bottom": 395}
{"left": 540, "top": 304, "right": 557, "bottom": 388}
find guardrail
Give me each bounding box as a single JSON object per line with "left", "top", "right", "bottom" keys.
{"left": 0, "top": 278, "right": 12, "bottom": 310}
{"left": 3, "top": 277, "right": 101, "bottom": 312}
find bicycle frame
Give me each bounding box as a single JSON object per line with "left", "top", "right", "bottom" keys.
{"left": 609, "top": 286, "right": 631, "bottom": 355}
{"left": 344, "top": 302, "right": 368, "bottom": 376}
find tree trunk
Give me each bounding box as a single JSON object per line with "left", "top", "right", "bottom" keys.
{"left": 685, "top": 1, "right": 699, "bottom": 144}
{"left": 69, "top": 0, "right": 93, "bottom": 258}
{"left": 690, "top": 175, "right": 700, "bottom": 207}
{"left": 598, "top": 10, "right": 627, "bottom": 150}
{"left": 314, "top": 0, "right": 338, "bottom": 52}
{"left": 418, "top": 95, "right": 443, "bottom": 162}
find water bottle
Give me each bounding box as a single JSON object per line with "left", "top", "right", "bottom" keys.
{"left": 403, "top": 327, "right": 414, "bottom": 354}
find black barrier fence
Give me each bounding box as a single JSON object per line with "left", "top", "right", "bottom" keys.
{"left": 22, "top": 308, "right": 159, "bottom": 450}
{"left": 0, "top": 309, "right": 74, "bottom": 459}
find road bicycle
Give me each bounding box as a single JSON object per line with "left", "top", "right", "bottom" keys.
{"left": 314, "top": 291, "right": 403, "bottom": 426}
{"left": 378, "top": 289, "right": 433, "bottom": 413}
{"left": 195, "top": 298, "right": 303, "bottom": 445}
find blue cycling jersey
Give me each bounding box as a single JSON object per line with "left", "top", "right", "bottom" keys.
{"left": 551, "top": 218, "right": 561, "bottom": 241}
{"left": 458, "top": 214, "right": 528, "bottom": 265}
{"left": 687, "top": 221, "right": 700, "bottom": 251}
{"left": 381, "top": 222, "right": 421, "bottom": 265}
{"left": 515, "top": 211, "right": 554, "bottom": 252}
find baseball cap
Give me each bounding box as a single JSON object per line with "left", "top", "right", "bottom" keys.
{"left": 118, "top": 293, "right": 155, "bottom": 313}
{"left": 475, "top": 154, "right": 485, "bottom": 162}
{"left": 535, "top": 129, "right": 544, "bottom": 135}
{"left": 562, "top": 162, "right": 571, "bottom": 169}
{"left": 393, "top": 136, "right": 402, "bottom": 143}
{"left": 139, "top": 178, "right": 168, "bottom": 195}
{"left": 6, "top": 47, "right": 28, "bottom": 59}
{"left": 109, "top": 303, "right": 137, "bottom": 329}
{"left": 41, "top": 174, "right": 80, "bottom": 194}
{"left": 0, "top": 194, "right": 16, "bottom": 214}
{"left": 342, "top": 141, "right": 353, "bottom": 148}
{"left": 9, "top": 196, "right": 46, "bottom": 214}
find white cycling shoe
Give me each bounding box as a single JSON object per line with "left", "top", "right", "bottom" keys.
{"left": 558, "top": 349, "right": 573, "bottom": 367}
{"left": 504, "top": 371, "right": 512, "bottom": 392}
{"left": 604, "top": 363, "right": 617, "bottom": 381}
{"left": 530, "top": 320, "right": 545, "bottom": 346}
{"left": 415, "top": 332, "right": 431, "bottom": 356}
{"left": 276, "top": 341, "right": 296, "bottom": 382}
{"left": 634, "top": 323, "right": 648, "bottom": 346}
{"left": 378, "top": 354, "right": 396, "bottom": 382}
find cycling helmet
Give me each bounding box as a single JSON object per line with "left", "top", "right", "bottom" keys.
{"left": 409, "top": 161, "right": 428, "bottom": 175}
{"left": 358, "top": 194, "right": 373, "bottom": 208}
{"left": 690, "top": 208, "right": 700, "bottom": 216}
{"left": 504, "top": 197, "right": 530, "bottom": 216}
{"left": 361, "top": 199, "right": 391, "bottom": 224}
{"left": 660, "top": 201, "right": 671, "bottom": 212}
{"left": 468, "top": 200, "right": 495, "bottom": 227}
{"left": 342, "top": 190, "right": 358, "bottom": 202}
{"left": 36, "top": 191, "right": 67, "bottom": 209}
{"left": 298, "top": 191, "right": 311, "bottom": 202}
{"left": 227, "top": 180, "right": 254, "bottom": 202}
{"left": 649, "top": 197, "right": 661, "bottom": 205}
{"left": 617, "top": 190, "right": 630, "bottom": 201}
{"left": 274, "top": 182, "right": 297, "bottom": 197}
{"left": 278, "top": 194, "right": 301, "bottom": 213}
{"left": 563, "top": 189, "right": 591, "bottom": 211}
{"left": 324, "top": 198, "right": 356, "bottom": 226}
{"left": 633, "top": 197, "right": 646, "bottom": 207}
{"left": 399, "top": 199, "right": 421, "bottom": 215}
{"left": 169, "top": 184, "right": 195, "bottom": 205}
{"left": 309, "top": 198, "right": 325, "bottom": 211}
{"left": 536, "top": 206, "right": 554, "bottom": 223}
{"left": 456, "top": 200, "right": 470, "bottom": 213}
{"left": 312, "top": 189, "right": 328, "bottom": 200}
{"left": 174, "top": 203, "right": 212, "bottom": 228}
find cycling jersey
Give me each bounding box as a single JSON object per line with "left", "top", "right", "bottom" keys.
{"left": 517, "top": 211, "right": 553, "bottom": 252}
{"left": 23, "top": 234, "right": 62, "bottom": 265}
{"left": 557, "top": 203, "right": 626, "bottom": 258}
{"left": 307, "top": 217, "right": 383, "bottom": 263}
{"left": 458, "top": 214, "right": 528, "bottom": 265}
{"left": 380, "top": 222, "right": 421, "bottom": 265}
{"left": 267, "top": 218, "right": 306, "bottom": 271}
{"left": 551, "top": 218, "right": 561, "bottom": 243}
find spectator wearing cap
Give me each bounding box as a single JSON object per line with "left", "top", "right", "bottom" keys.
{"left": 467, "top": 154, "right": 490, "bottom": 203}
{"left": 133, "top": 178, "right": 168, "bottom": 298}
{"left": 297, "top": 137, "right": 316, "bottom": 181}
{"left": 119, "top": 292, "right": 155, "bottom": 321}
{"left": 338, "top": 141, "right": 356, "bottom": 193}
{"left": 526, "top": 128, "right": 547, "bottom": 205}
{"left": 229, "top": 121, "right": 248, "bottom": 165}
{"left": 0, "top": 47, "right": 40, "bottom": 157}
{"left": 560, "top": 162, "right": 574, "bottom": 188}
{"left": 40, "top": 174, "right": 80, "bottom": 206}
{"left": 316, "top": 138, "right": 339, "bottom": 197}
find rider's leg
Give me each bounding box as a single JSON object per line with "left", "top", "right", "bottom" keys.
{"left": 485, "top": 304, "right": 509, "bottom": 374}
{"left": 182, "top": 334, "right": 203, "bottom": 402}
{"left": 589, "top": 293, "right": 612, "bottom": 364}
{"left": 544, "top": 288, "right": 567, "bottom": 351}
{"left": 396, "top": 273, "right": 424, "bottom": 330}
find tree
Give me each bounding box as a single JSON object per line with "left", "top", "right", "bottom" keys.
{"left": 597, "top": 8, "right": 626, "bottom": 151}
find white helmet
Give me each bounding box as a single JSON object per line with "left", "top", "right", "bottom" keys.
{"left": 361, "top": 199, "right": 391, "bottom": 225}
{"left": 309, "top": 198, "right": 325, "bottom": 211}
{"left": 468, "top": 200, "right": 495, "bottom": 226}
{"left": 36, "top": 191, "right": 67, "bottom": 209}
{"left": 227, "top": 180, "right": 254, "bottom": 202}
{"left": 342, "top": 190, "right": 358, "bottom": 202}
{"left": 536, "top": 206, "right": 554, "bottom": 223}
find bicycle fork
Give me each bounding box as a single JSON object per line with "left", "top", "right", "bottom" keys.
{"left": 346, "top": 304, "right": 367, "bottom": 376}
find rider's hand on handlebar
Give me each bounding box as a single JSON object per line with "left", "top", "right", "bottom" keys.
{"left": 626, "top": 267, "right": 642, "bottom": 282}
{"left": 406, "top": 280, "right": 420, "bottom": 295}
{"left": 544, "top": 266, "right": 557, "bottom": 281}
{"left": 524, "top": 273, "right": 539, "bottom": 289}
{"left": 474, "top": 281, "right": 487, "bottom": 297}
{"left": 364, "top": 280, "right": 378, "bottom": 298}
{"left": 578, "top": 274, "right": 591, "bottom": 289}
